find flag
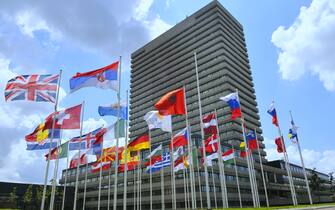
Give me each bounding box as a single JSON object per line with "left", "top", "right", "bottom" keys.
{"left": 121, "top": 149, "right": 139, "bottom": 164}
{"left": 26, "top": 139, "right": 58, "bottom": 150}
{"left": 70, "top": 61, "right": 119, "bottom": 93}
{"left": 97, "top": 146, "right": 124, "bottom": 163}
{"left": 204, "top": 134, "right": 218, "bottom": 153}
{"left": 69, "top": 127, "right": 105, "bottom": 154}
{"left": 91, "top": 161, "right": 111, "bottom": 173}
{"left": 246, "top": 130, "right": 257, "bottom": 150}
{"left": 144, "top": 111, "right": 172, "bottom": 132}
{"left": 174, "top": 156, "right": 189, "bottom": 172}
{"left": 240, "top": 142, "right": 247, "bottom": 158}
{"left": 118, "top": 160, "right": 140, "bottom": 172}
{"left": 5, "top": 74, "right": 59, "bottom": 103}
{"left": 69, "top": 152, "right": 87, "bottom": 168}
{"left": 94, "top": 120, "right": 125, "bottom": 145}
{"left": 128, "top": 134, "right": 150, "bottom": 151}
{"left": 275, "top": 137, "right": 285, "bottom": 153}
{"left": 202, "top": 113, "right": 218, "bottom": 135}
{"left": 25, "top": 123, "right": 60, "bottom": 150}
{"left": 98, "top": 101, "right": 128, "bottom": 120}
{"left": 288, "top": 120, "right": 298, "bottom": 143}
{"left": 267, "top": 102, "right": 278, "bottom": 126}
{"left": 222, "top": 149, "right": 234, "bottom": 164}
{"left": 203, "top": 152, "right": 218, "bottom": 167}
{"left": 146, "top": 152, "right": 171, "bottom": 173}
{"left": 173, "top": 146, "right": 184, "bottom": 160}
{"left": 43, "top": 104, "right": 82, "bottom": 130}
{"left": 220, "top": 92, "right": 242, "bottom": 120}
{"left": 154, "top": 88, "right": 186, "bottom": 115}
{"left": 144, "top": 144, "right": 162, "bottom": 166}
{"left": 45, "top": 142, "right": 69, "bottom": 160}
{"left": 170, "top": 127, "right": 188, "bottom": 149}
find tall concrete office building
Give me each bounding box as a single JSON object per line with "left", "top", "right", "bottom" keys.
{"left": 129, "top": 0, "right": 266, "bottom": 208}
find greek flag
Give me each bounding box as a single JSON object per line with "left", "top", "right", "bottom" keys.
{"left": 146, "top": 152, "right": 171, "bottom": 173}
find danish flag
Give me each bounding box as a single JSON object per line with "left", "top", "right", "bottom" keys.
{"left": 5, "top": 74, "right": 59, "bottom": 103}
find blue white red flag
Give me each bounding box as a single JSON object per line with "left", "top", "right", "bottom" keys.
{"left": 26, "top": 139, "right": 58, "bottom": 150}
{"left": 146, "top": 152, "right": 171, "bottom": 173}
{"left": 98, "top": 101, "right": 128, "bottom": 120}
{"left": 70, "top": 61, "right": 119, "bottom": 93}
{"left": 5, "top": 74, "right": 59, "bottom": 103}
{"left": 267, "top": 102, "right": 278, "bottom": 126}
{"left": 246, "top": 130, "right": 257, "bottom": 150}
{"left": 170, "top": 127, "right": 188, "bottom": 149}
{"left": 220, "top": 92, "right": 242, "bottom": 120}
{"left": 68, "top": 127, "right": 104, "bottom": 154}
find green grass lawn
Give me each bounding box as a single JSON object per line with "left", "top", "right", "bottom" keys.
{"left": 214, "top": 202, "right": 335, "bottom": 210}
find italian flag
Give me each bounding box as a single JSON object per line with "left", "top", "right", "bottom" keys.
{"left": 222, "top": 149, "right": 234, "bottom": 164}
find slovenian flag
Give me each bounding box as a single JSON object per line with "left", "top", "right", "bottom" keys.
{"left": 220, "top": 92, "right": 242, "bottom": 120}
{"left": 70, "top": 61, "right": 119, "bottom": 93}
{"left": 267, "top": 102, "right": 278, "bottom": 126}
{"left": 170, "top": 127, "right": 188, "bottom": 149}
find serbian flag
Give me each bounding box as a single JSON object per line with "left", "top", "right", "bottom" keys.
{"left": 154, "top": 88, "right": 186, "bottom": 115}
{"left": 70, "top": 61, "right": 119, "bottom": 93}
{"left": 128, "top": 134, "right": 150, "bottom": 152}
{"left": 170, "top": 127, "right": 188, "bottom": 149}
{"left": 246, "top": 130, "right": 257, "bottom": 150}
{"left": 43, "top": 104, "right": 82, "bottom": 130}
{"left": 275, "top": 137, "right": 285, "bottom": 153}
{"left": 202, "top": 113, "right": 217, "bottom": 135}
{"left": 220, "top": 92, "right": 242, "bottom": 120}
{"left": 267, "top": 102, "right": 278, "bottom": 126}
{"left": 204, "top": 133, "right": 218, "bottom": 153}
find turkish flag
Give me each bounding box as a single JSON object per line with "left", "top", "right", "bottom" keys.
{"left": 275, "top": 137, "right": 285, "bottom": 153}
{"left": 44, "top": 104, "right": 82, "bottom": 130}
{"left": 154, "top": 88, "right": 186, "bottom": 115}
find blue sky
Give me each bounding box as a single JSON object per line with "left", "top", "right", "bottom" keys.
{"left": 0, "top": 0, "right": 334, "bottom": 183}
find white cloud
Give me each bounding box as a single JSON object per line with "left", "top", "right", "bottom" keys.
{"left": 271, "top": 0, "right": 335, "bottom": 91}
{"left": 144, "top": 15, "right": 172, "bottom": 39}
{"left": 264, "top": 137, "right": 335, "bottom": 174}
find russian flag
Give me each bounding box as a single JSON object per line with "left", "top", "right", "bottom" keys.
{"left": 170, "top": 127, "right": 188, "bottom": 149}
{"left": 267, "top": 102, "right": 278, "bottom": 126}
{"left": 70, "top": 61, "right": 119, "bottom": 93}
{"left": 220, "top": 92, "right": 242, "bottom": 120}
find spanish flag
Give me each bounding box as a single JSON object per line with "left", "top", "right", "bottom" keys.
{"left": 154, "top": 88, "right": 186, "bottom": 115}
{"left": 128, "top": 134, "right": 150, "bottom": 151}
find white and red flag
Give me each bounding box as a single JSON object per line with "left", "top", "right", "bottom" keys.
{"left": 44, "top": 104, "right": 82, "bottom": 130}
{"left": 202, "top": 113, "right": 218, "bottom": 135}
{"left": 69, "top": 152, "right": 87, "bottom": 168}
{"left": 204, "top": 133, "right": 218, "bottom": 153}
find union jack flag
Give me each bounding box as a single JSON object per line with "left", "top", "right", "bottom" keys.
{"left": 5, "top": 74, "right": 59, "bottom": 103}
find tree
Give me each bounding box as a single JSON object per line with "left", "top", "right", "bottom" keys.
{"left": 309, "top": 168, "right": 321, "bottom": 201}
{"left": 9, "top": 186, "right": 18, "bottom": 207}
{"left": 23, "top": 185, "right": 33, "bottom": 207}
{"left": 329, "top": 172, "right": 334, "bottom": 193}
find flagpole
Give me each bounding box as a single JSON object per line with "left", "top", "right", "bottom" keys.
{"left": 232, "top": 147, "right": 242, "bottom": 208}
{"left": 113, "top": 55, "right": 122, "bottom": 210}
{"left": 123, "top": 90, "right": 129, "bottom": 210}
{"left": 139, "top": 151, "right": 142, "bottom": 210}
{"left": 82, "top": 157, "right": 89, "bottom": 210}
{"left": 273, "top": 101, "right": 298, "bottom": 206}
{"left": 73, "top": 101, "right": 85, "bottom": 210}
{"left": 170, "top": 134, "right": 177, "bottom": 210}
{"left": 61, "top": 142, "right": 70, "bottom": 210}
{"left": 185, "top": 166, "right": 190, "bottom": 209}
{"left": 182, "top": 86, "right": 196, "bottom": 209}
{"left": 160, "top": 149, "right": 165, "bottom": 210}
{"left": 194, "top": 146, "right": 203, "bottom": 209}
{"left": 214, "top": 109, "right": 228, "bottom": 208}
{"left": 41, "top": 69, "right": 62, "bottom": 210}
{"left": 133, "top": 159, "right": 137, "bottom": 210}
{"left": 107, "top": 163, "right": 112, "bottom": 210}
{"left": 194, "top": 52, "right": 211, "bottom": 209}
{"left": 97, "top": 140, "right": 104, "bottom": 210}
{"left": 137, "top": 151, "right": 140, "bottom": 210}
{"left": 255, "top": 128, "right": 269, "bottom": 207}
{"left": 182, "top": 166, "right": 187, "bottom": 209}
{"left": 290, "top": 111, "right": 313, "bottom": 205}
{"left": 249, "top": 149, "right": 260, "bottom": 207}
{"left": 211, "top": 165, "right": 218, "bottom": 209}
{"left": 49, "top": 129, "right": 63, "bottom": 210}
{"left": 148, "top": 130, "right": 153, "bottom": 210}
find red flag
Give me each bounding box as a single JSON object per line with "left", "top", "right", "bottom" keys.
{"left": 44, "top": 104, "right": 82, "bottom": 130}
{"left": 118, "top": 161, "right": 140, "bottom": 172}
{"left": 275, "top": 137, "right": 285, "bottom": 153}
{"left": 144, "top": 155, "right": 162, "bottom": 167}
{"left": 91, "top": 161, "right": 111, "bottom": 173}
{"left": 202, "top": 113, "right": 218, "bottom": 135}
{"left": 69, "top": 152, "right": 87, "bottom": 168}
{"left": 154, "top": 88, "right": 186, "bottom": 115}
{"left": 170, "top": 128, "right": 188, "bottom": 149}
{"left": 204, "top": 134, "right": 218, "bottom": 153}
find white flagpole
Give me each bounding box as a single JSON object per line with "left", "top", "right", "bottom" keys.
{"left": 137, "top": 151, "right": 140, "bottom": 210}
{"left": 214, "top": 109, "right": 228, "bottom": 208}
{"left": 232, "top": 147, "right": 242, "bottom": 208}
{"left": 41, "top": 70, "right": 62, "bottom": 210}
{"left": 185, "top": 166, "right": 190, "bottom": 209}
{"left": 194, "top": 146, "right": 203, "bottom": 209}
{"left": 139, "top": 152, "right": 142, "bottom": 210}
{"left": 61, "top": 143, "right": 70, "bottom": 210}
{"left": 148, "top": 130, "right": 153, "bottom": 210}
{"left": 123, "top": 90, "right": 129, "bottom": 210}
{"left": 182, "top": 86, "right": 196, "bottom": 209}
{"left": 182, "top": 167, "right": 188, "bottom": 209}
{"left": 249, "top": 149, "right": 260, "bottom": 207}
{"left": 273, "top": 101, "right": 298, "bottom": 206}
{"left": 133, "top": 156, "right": 137, "bottom": 210}
{"left": 290, "top": 111, "right": 312, "bottom": 204}
{"left": 49, "top": 129, "right": 63, "bottom": 210}
{"left": 255, "top": 128, "right": 269, "bottom": 207}
{"left": 113, "top": 56, "right": 122, "bottom": 210}
{"left": 82, "top": 157, "right": 89, "bottom": 210}
{"left": 73, "top": 101, "right": 85, "bottom": 210}
{"left": 160, "top": 149, "right": 165, "bottom": 210}
{"left": 107, "top": 162, "right": 112, "bottom": 210}
{"left": 211, "top": 165, "right": 217, "bottom": 209}
{"left": 97, "top": 140, "right": 105, "bottom": 210}
{"left": 170, "top": 134, "right": 177, "bottom": 210}
{"left": 194, "top": 52, "right": 211, "bottom": 209}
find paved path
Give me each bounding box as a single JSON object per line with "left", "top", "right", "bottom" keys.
{"left": 281, "top": 206, "right": 335, "bottom": 210}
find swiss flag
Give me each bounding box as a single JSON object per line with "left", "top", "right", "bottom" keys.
{"left": 154, "top": 88, "right": 186, "bottom": 115}
{"left": 44, "top": 104, "right": 82, "bottom": 130}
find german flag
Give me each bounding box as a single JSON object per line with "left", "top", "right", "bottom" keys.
{"left": 128, "top": 134, "right": 150, "bottom": 151}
